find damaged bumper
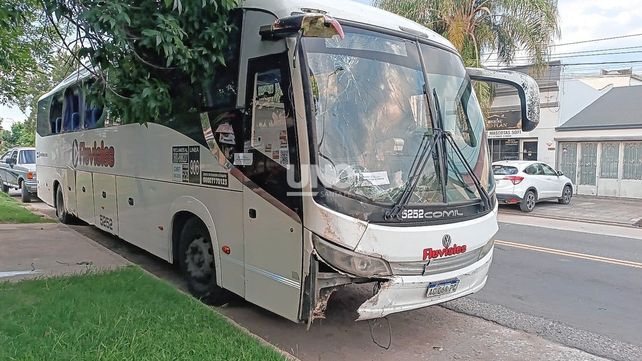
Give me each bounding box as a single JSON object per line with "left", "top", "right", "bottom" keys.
{"left": 355, "top": 248, "right": 493, "bottom": 321}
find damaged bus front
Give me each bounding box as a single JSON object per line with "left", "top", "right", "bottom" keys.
{"left": 256, "top": 8, "right": 540, "bottom": 323}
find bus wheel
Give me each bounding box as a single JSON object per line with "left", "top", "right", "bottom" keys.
{"left": 55, "top": 186, "right": 72, "bottom": 224}
{"left": 179, "top": 218, "right": 230, "bottom": 305}
{"left": 21, "top": 183, "right": 31, "bottom": 203}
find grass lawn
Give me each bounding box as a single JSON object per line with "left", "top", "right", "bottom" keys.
{"left": 0, "top": 267, "right": 285, "bottom": 361}
{"left": 0, "top": 192, "right": 52, "bottom": 223}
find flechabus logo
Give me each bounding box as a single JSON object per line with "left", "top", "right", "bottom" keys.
{"left": 72, "top": 139, "right": 115, "bottom": 168}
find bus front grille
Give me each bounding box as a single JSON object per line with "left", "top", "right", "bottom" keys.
{"left": 389, "top": 247, "right": 484, "bottom": 276}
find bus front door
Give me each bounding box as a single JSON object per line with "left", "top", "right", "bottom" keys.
{"left": 240, "top": 50, "right": 304, "bottom": 322}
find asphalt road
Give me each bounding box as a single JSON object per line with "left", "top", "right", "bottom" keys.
{"left": 445, "top": 215, "right": 642, "bottom": 361}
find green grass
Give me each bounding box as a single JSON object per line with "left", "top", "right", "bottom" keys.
{"left": 0, "top": 192, "right": 52, "bottom": 223}
{"left": 0, "top": 267, "right": 285, "bottom": 361}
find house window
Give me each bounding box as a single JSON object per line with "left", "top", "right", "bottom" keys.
{"left": 600, "top": 142, "right": 619, "bottom": 179}
{"left": 623, "top": 142, "right": 642, "bottom": 180}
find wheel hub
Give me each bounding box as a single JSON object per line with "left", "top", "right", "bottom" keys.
{"left": 185, "top": 236, "right": 214, "bottom": 280}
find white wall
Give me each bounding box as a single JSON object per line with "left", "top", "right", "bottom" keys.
{"left": 558, "top": 79, "right": 608, "bottom": 127}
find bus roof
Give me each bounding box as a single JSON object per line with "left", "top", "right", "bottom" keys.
{"left": 39, "top": 0, "right": 456, "bottom": 102}
{"left": 241, "top": 0, "right": 455, "bottom": 50}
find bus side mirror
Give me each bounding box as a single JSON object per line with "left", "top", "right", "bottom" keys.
{"left": 466, "top": 68, "right": 540, "bottom": 132}
{"left": 260, "top": 13, "right": 345, "bottom": 40}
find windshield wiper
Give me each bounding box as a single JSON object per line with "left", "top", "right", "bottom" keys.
{"left": 385, "top": 129, "right": 442, "bottom": 220}
{"left": 430, "top": 90, "right": 491, "bottom": 211}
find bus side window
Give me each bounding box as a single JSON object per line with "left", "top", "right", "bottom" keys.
{"left": 62, "top": 87, "right": 81, "bottom": 132}
{"left": 49, "top": 93, "right": 63, "bottom": 134}
{"left": 239, "top": 52, "right": 301, "bottom": 212}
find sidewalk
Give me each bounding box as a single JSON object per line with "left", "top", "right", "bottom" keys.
{"left": 499, "top": 195, "right": 642, "bottom": 227}
{"left": 0, "top": 223, "right": 129, "bottom": 281}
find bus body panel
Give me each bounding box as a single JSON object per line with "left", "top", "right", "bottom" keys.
{"left": 36, "top": 124, "right": 247, "bottom": 294}
{"left": 243, "top": 187, "right": 303, "bottom": 322}
{"left": 354, "top": 206, "right": 498, "bottom": 262}
{"left": 76, "top": 170, "right": 95, "bottom": 224}
{"left": 93, "top": 173, "right": 118, "bottom": 235}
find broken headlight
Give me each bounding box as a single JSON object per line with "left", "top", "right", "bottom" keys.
{"left": 313, "top": 234, "right": 392, "bottom": 278}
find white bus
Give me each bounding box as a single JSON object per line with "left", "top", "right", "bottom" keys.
{"left": 36, "top": 0, "right": 540, "bottom": 323}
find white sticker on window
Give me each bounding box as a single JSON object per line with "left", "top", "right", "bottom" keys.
{"left": 234, "top": 153, "right": 253, "bottom": 166}
{"left": 361, "top": 171, "right": 390, "bottom": 186}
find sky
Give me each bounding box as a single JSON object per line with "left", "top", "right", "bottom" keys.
{"left": 3, "top": 0, "right": 642, "bottom": 128}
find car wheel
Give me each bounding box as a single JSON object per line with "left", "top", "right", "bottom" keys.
{"left": 55, "top": 186, "right": 72, "bottom": 224}
{"left": 520, "top": 190, "right": 537, "bottom": 212}
{"left": 559, "top": 185, "right": 572, "bottom": 205}
{"left": 179, "top": 217, "right": 230, "bottom": 305}
{"left": 21, "top": 183, "right": 31, "bottom": 203}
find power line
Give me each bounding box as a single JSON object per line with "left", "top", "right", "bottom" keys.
{"left": 484, "top": 59, "right": 642, "bottom": 69}
{"left": 483, "top": 49, "right": 642, "bottom": 65}
{"left": 550, "top": 33, "right": 642, "bottom": 47}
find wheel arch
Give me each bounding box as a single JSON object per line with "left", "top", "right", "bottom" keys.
{"left": 564, "top": 183, "right": 574, "bottom": 193}
{"left": 169, "top": 196, "right": 221, "bottom": 284}
{"left": 525, "top": 186, "right": 538, "bottom": 200}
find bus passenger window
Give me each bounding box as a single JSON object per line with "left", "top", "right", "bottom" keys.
{"left": 49, "top": 93, "right": 63, "bottom": 134}
{"left": 84, "top": 106, "right": 103, "bottom": 129}
{"left": 63, "top": 87, "right": 81, "bottom": 132}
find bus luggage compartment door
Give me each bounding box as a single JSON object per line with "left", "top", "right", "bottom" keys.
{"left": 93, "top": 173, "right": 118, "bottom": 235}
{"left": 75, "top": 171, "right": 95, "bottom": 224}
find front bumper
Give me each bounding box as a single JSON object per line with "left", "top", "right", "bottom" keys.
{"left": 496, "top": 193, "right": 523, "bottom": 204}
{"left": 24, "top": 180, "right": 38, "bottom": 193}
{"left": 356, "top": 248, "right": 493, "bottom": 320}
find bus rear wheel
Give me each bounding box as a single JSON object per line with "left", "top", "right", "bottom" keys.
{"left": 179, "top": 217, "right": 230, "bottom": 305}
{"left": 55, "top": 186, "right": 72, "bottom": 224}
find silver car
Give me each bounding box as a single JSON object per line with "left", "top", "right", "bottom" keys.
{"left": 0, "top": 147, "right": 37, "bottom": 202}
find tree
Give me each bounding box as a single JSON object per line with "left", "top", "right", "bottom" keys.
{"left": 374, "top": 0, "right": 560, "bottom": 68}
{"left": 40, "top": 0, "right": 239, "bottom": 124}
{"left": 0, "top": 0, "right": 57, "bottom": 105}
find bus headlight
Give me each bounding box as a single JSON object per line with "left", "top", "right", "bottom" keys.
{"left": 313, "top": 235, "right": 392, "bottom": 277}
{"left": 478, "top": 239, "right": 495, "bottom": 260}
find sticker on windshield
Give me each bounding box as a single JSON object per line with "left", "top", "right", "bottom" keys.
{"left": 361, "top": 171, "right": 390, "bottom": 186}
{"left": 234, "top": 152, "right": 253, "bottom": 166}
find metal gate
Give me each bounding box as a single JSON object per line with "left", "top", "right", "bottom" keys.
{"left": 579, "top": 143, "right": 598, "bottom": 186}
{"left": 559, "top": 142, "right": 577, "bottom": 185}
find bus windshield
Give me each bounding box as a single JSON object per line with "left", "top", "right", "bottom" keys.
{"left": 303, "top": 26, "right": 492, "bottom": 209}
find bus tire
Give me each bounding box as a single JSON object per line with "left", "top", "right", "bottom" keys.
{"left": 179, "top": 217, "right": 230, "bottom": 305}
{"left": 55, "top": 186, "right": 72, "bottom": 224}
{"left": 21, "top": 183, "right": 31, "bottom": 203}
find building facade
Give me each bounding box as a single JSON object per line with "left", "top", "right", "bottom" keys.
{"left": 488, "top": 64, "right": 642, "bottom": 198}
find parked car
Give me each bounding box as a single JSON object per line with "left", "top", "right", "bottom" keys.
{"left": 0, "top": 147, "right": 37, "bottom": 202}
{"left": 492, "top": 161, "right": 573, "bottom": 212}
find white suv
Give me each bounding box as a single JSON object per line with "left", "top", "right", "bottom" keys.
{"left": 492, "top": 161, "right": 574, "bottom": 212}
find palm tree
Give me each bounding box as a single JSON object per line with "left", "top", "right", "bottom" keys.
{"left": 374, "top": 0, "right": 560, "bottom": 68}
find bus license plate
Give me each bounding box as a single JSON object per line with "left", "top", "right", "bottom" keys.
{"left": 426, "top": 278, "right": 460, "bottom": 297}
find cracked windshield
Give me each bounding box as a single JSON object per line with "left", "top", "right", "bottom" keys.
{"left": 304, "top": 27, "right": 492, "bottom": 205}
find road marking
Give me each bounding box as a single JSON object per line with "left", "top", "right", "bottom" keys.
{"left": 495, "top": 240, "right": 642, "bottom": 269}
